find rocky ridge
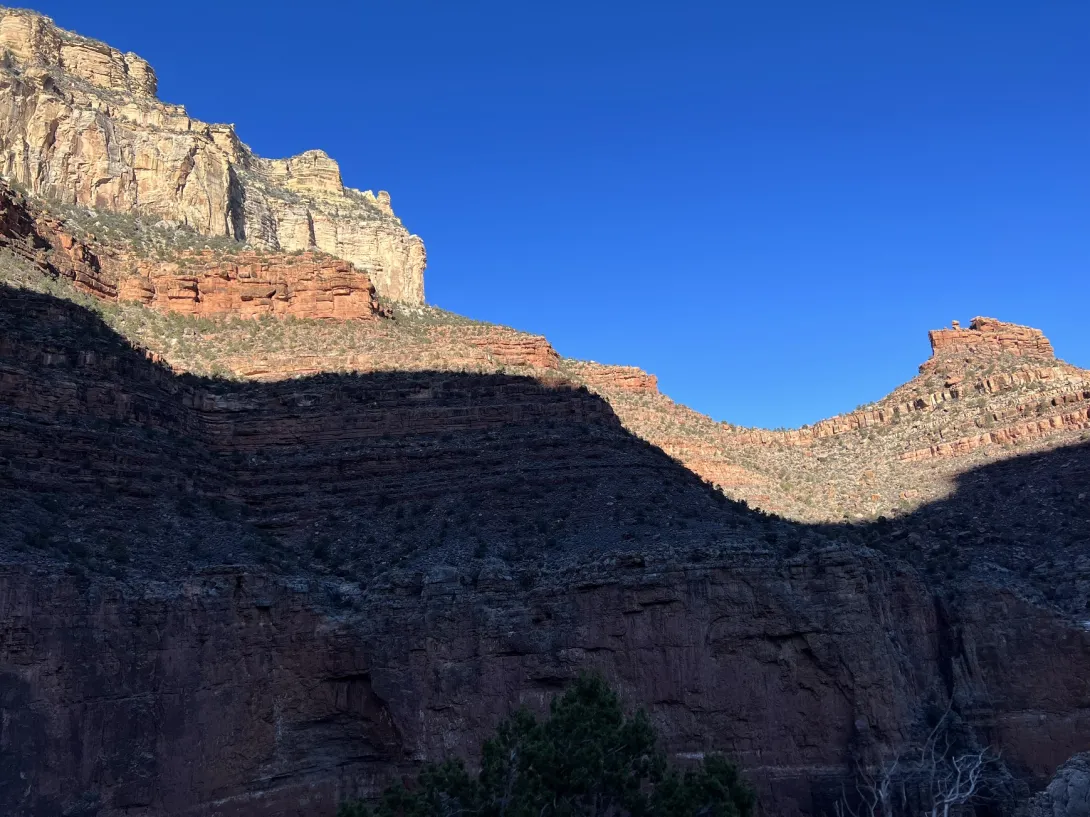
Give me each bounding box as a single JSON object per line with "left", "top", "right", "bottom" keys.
{"left": 926, "top": 316, "right": 1056, "bottom": 363}
{"left": 590, "top": 317, "right": 1090, "bottom": 522}
{"left": 0, "top": 3, "right": 1082, "bottom": 524}
{"left": 3, "top": 168, "right": 1087, "bottom": 527}
{"left": 0, "top": 6, "right": 426, "bottom": 302}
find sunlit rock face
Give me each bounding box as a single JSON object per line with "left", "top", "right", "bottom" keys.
{"left": 0, "top": 7, "right": 426, "bottom": 303}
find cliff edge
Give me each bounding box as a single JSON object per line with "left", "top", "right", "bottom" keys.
{"left": 0, "top": 6, "right": 427, "bottom": 302}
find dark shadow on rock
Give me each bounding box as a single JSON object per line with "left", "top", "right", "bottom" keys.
{"left": 1, "top": 284, "right": 1088, "bottom": 817}
{"left": 816, "top": 439, "right": 1090, "bottom": 619}
{"left": 0, "top": 283, "right": 760, "bottom": 579}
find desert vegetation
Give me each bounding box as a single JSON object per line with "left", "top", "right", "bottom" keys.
{"left": 338, "top": 675, "right": 755, "bottom": 817}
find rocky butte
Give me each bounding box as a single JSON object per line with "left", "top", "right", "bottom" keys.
{"left": 0, "top": 8, "right": 1087, "bottom": 817}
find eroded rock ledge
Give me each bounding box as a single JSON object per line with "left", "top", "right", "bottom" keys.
{"left": 925, "top": 316, "right": 1056, "bottom": 366}
{"left": 0, "top": 181, "right": 386, "bottom": 320}
{"left": 117, "top": 251, "right": 382, "bottom": 321}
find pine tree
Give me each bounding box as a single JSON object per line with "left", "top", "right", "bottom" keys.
{"left": 338, "top": 674, "right": 755, "bottom": 817}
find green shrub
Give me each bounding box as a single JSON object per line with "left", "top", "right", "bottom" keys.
{"left": 339, "top": 674, "right": 754, "bottom": 817}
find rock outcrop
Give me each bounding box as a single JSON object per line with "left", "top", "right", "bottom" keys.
{"left": 925, "top": 316, "right": 1056, "bottom": 368}
{"left": 117, "top": 250, "right": 382, "bottom": 320}
{"left": 447, "top": 326, "right": 562, "bottom": 369}
{"left": 1024, "top": 754, "right": 1090, "bottom": 817}
{"left": 725, "top": 363, "right": 1085, "bottom": 448}
{"left": 0, "top": 7, "right": 426, "bottom": 303}
{"left": 564, "top": 360, "right": 659, "bottom": 393}
{"left": 0, "top": 180, "right": 385, "bottom": 319}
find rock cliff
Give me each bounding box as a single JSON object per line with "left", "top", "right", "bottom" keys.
{"left": 0, "top": 10, "right": 1086, "bottom": 817}
{"left": 926, "top": 316, "right": 1056, "bottom": 366}
{"left": 116, "top": 250, "right": 384, "bottom": 320}
{"left": 0, "top": 7, "right": 426, "bottom": 302}
{"left": 1025, "top": 754, "right": 1090, "bottom": 817}
{"left": 0, "top": 180, "right": 386, "bottom": 319}
{"left": 1, "top": 285, "right": 1088, "bottom": 817}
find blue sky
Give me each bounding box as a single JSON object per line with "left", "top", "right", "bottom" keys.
{"left": 32, "top": 0, "right": 1090, "bottom": 428}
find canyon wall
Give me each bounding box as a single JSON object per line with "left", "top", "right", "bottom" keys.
{"left": 1, "top": 285, "right": 1088, "bottom": 817}
{"left": 0, "top": 15, "right": 1087, "bottom": 817}
{"left": 0, "top": 7, "right": 426, "bottom": 303}
{"left": 6, "top": 553, "right": 1088, "bottom": 817}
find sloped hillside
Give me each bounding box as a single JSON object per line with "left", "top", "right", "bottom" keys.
{"left": 594, "top": 317, "right": 1090, "bottom": 521}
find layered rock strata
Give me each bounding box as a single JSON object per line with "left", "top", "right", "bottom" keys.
{"left": 1, "top": 286, "right": 1088, "bottom": 817}
{"left": 117, "top": 251, "right": 382, "bottom": 320}
{"left": 899, "top": 401, "right": 1090, "bottom": 462}
{"left": 589, "top": 316, "right": 1090, "bottom": 521}
{"left": 926, "top": 316, "right": 1056, "bottom": 365}
{"left": 564, "top": 360, "right": 659, "bottom": 393}
{"left": 7, "top": 181, "right": 1089, "bottom": 526}
{"left": 0, "top": 12, "right": 1085, "bottom": 817}
{"left": 443, "top": 326, "right": 562, "bottom": 369}
{"left": 0, "top": 180, "right": 385, "bottom": 319}
{"left": 728, "top": 320, "right": 1076, "bottom": 450}
{"left": 0, "top": 7, "right": 426, "bottom": 302}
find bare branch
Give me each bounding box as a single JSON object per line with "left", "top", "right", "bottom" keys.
{"left": 836, "top": 704, "right": 1002, "bottom": 817}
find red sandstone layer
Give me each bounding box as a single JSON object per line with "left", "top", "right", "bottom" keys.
{"left": 0, "top": 182, "right": 384, "bottom": 321}
{"left": 117, "top": 250, "right": 381, "bottom": 320}
{"left": 924, "top": 316, "right": 1055, "bottom": 368}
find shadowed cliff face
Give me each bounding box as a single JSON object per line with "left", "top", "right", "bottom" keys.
{"left": 0, "top": 285, "right": 744, "bottom": 577}
{"left": 1, "top": 286, "right": 1088, "bottom": 817}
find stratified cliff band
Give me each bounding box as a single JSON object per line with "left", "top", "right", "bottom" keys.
{"left": 0, "top": 7, "right": 426, "bottom": 302}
